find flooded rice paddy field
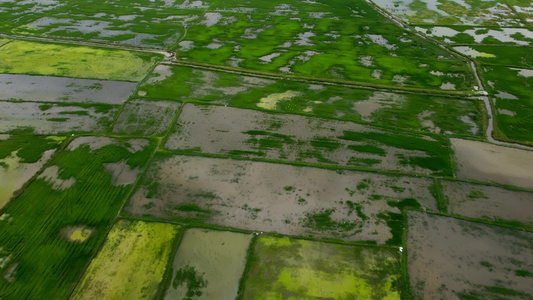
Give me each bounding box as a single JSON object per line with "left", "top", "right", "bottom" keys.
{"left": 243, "top": 236, "right": 402, "bottom": 299}
{"left": 0, "top": 134, "right": 64, "bottom": 209}
{"left": 166, "top": 104, "right": 454, "bottom": 176}
{"left": 111, "top": 99, "right": 181, "bottom": 136}
{"left": 0, "top": 101, "right": 117, "bottom": 134}
{"left": 440, "top": 179, "right": 533, "bottom": 227}
{"left": 124, "top": 155, "right": 438, "bottom": 244}
{"left": 407, "top": 211, "right": 533, "bottom": 300}
{"left": 0, "top": 0, "right": 474, "bottom": 89}
{"left": 0, "top": 136, "right": 155, "bottom": 299}
{"left": 451, "top": 138, "right": 533, "bottom": 189}
{"left": 166, "top": 228, "right": 252, "bottom": 300}
{"left": 0, "top": 40, "right": 160, "bottom": 81}
{"left": 374, "top": 0, "right": 527, "bottom": 26}
{"left": 140, "top": 64, "right": 482, "bottom": 137}
{"left": 72, "top": 220, "right": 181, "bottom": 300}
{"left": 0, "top": 74, "right": 137, "bottom": 104}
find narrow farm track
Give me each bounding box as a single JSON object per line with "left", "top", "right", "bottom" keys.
{"left": 367, "top": 0, "right": 533, "bottom": 152}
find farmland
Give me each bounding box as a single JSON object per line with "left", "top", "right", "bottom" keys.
{"left": 0, "top": 0, "right": 532, "bottom": 299}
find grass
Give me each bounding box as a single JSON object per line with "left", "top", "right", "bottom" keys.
{"left": 0, "top": 137, "right": 156, "bottom": 299}
{"left": 71, "top": 220, "right": 180, "bottom": 300}
{"left": 0, "top": 128, "right": 63, "bottom": 163}
{"left": 0, "top": 40, "right": 161, "bottom": 81}
{"left": 339, "top": 130, "right": 453, "bottom": 176}
{"left": 242, "top": 236, "right": 403, "bottom": 299}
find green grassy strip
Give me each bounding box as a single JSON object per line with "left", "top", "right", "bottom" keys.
{"left": 236, "top": 234, "right": 258, "bottom": 300}
{"left": 433, "top": 177, "right": 447, "bottom": 213}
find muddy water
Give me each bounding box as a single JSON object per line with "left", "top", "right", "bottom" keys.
{"left": 125, "top": 155, "right": 437, "bottom": 243}
{"left": 451, "top": 138, "right": 533, "bottom": 189}
{"left": 166, "top": 104, "right": 441, "bottom": 175}
{"left": 68, "top": 136, "right": 149, "bottom": 153}
{"left": 0, "top": 149, "right": 56, "bottom": 209}
{"left": 0, "top": 74, "right": 137, "bottom": 104}
{"left": 165, "top": 229, "right": 252, "bottom": 300}
{"left": 407, "top": 211, "right": 533, "bottom": 299}
{"left": 0, "top": 102, "right": 116, "bottom": 134}
{"left": 104, "top": 161, "right": 141, "bottom": 186}
{"left": 440, "top": 180, "right": 533, "bottom": 226}
{"left": 112, "top": 100, "right": 181, "bottom": 136}
{"left": 38, "top": 165, "right": 76, "bottom": 191}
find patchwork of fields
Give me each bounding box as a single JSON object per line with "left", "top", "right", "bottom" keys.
{"left": 1, "top": 0, "right": 532, "bottom": 299}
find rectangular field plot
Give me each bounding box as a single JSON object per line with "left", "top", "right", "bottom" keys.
{"left": 166, "top": 104, "right": 453, "bottom": 176}
{"left": 407, "top": 211, "right": 533, "bottom": 300}
{"left": 124, "top": 155, "right": 438, "bottom": 244}
{"left": 165, "top": 228, "right": 252, "bottom": 300}
{"left": 451, "top": 138, "right": 533, "bottom": 189}
{"left": 0, "top": 101, "right": 116, "bottom": 134}
{"left": 0, "top": 132, "right": 64, "bottom": 209}
{"left": 242, "top": 236, "right": 402, "bottom": 299}
{"left": 112, "top": 100, "right": 181, "bottom": 136}
{"left": 441, "top": 180, "right": 533, "bottom": 227}
{"left": 139, "top": 65, "right": 481, "bottom": 137}
{"left": 0, "top": 74, "right": 137, "bottom": 104}
{"left": 72, "top": 220, "right": 180, "bottom": 300}
{"left": 0, "top": 40, "right": 160, "bottom": 81}
{"left": 0, "top": 137, "right": 156, "bottom": 299}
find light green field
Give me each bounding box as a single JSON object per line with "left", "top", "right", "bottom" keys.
{"left": 0, "top": 41, "right": 160, "bottom": 81}
{"left": 243, "top": 236, "right": 402, "bottom": 299}
{"left": 72, "top": 220, "right": 180, "bottom": 300}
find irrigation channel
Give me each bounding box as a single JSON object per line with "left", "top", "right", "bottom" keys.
{"left": 2, "top": 4, "right": 533, "bottom": 152}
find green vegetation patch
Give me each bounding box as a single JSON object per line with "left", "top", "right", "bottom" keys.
{"left": 0, "top": 40, "right": 160, "bottom": 81}
{"left": 0, "top": 137, "right": 156, "bottom": 299}
{"left": 243, "top": 236, "right": 402, "bottom": 299}
{"left": 481, "top": 65, "right": 533, "bottom": 144}
{"left": 71, "top": 220, "right": 180, "bottom": 300}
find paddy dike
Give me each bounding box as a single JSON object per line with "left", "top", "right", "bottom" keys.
{"left": 124, "top": 155, "right": 438, "bottom": 244}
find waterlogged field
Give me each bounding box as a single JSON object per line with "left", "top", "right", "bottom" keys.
{"left": 0, "top": 74, "right": 137, "bottom": 104}
{"left": 416, "top": 26, "right": 533, "bottom": 45}
{"left": 243, "top": 236, "right": 402, "bottom": 299}
{"left": 139, "top": 65, "right": 482, "bottom": 136}
{"left": 453, "top": 45, "right": 533, "bottom": 68}
{"left": 165, "top": 228, "right": 252, "bottom": 300}
{"left": 451, "top": 138, "right": 533, "bottom": 189}
{"left": 373, "top": 0, "right": 525, "bottom": 26}
{"left": 72, "top": 220, "right": 180, "bottom": 300}
{"left": 124, "top": 155, "right": 438, "bottom": 244}
{"left": 0, "top": 0, "right": 200, "bottom": 48}
{"left": 112, "top": 100, "right": 181, "bottom": 136}
{"left": 0, "top": 101, "right": 116, "bottom": 134}
{"left": 407, "top": 211, "right": 533, "bottom": 300}
{"left": 0, "top": 0, "right": 474, "bottom": 89}
{"left": 440, "top": 180, "right": 533, "bottom": 227}
{"left": 0, "top": 137, "right": 155, "bottom": 299}
{"left": 0, "top": 41, "right": 160, "bottom": 81}
{"left": 167, "top": 104, "right": 454, "bottom": 176}
{"left": 0, "top": 132, "right": 64, "bottom": 209}
{"left": 480, "top": 65, "right": 533, "bottom": 143}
